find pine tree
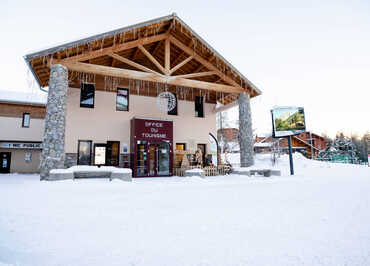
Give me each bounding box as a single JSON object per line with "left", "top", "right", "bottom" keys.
{"left": 318, "top": 133, "right": 361, "bottom": 163}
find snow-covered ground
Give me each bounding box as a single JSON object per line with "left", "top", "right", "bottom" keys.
{"left": 1, "top": 154, "right": 369, "bottom": 266}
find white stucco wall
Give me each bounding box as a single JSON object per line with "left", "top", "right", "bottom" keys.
{"left": 0, "top": 116, "right": 44, "bottom": 141}
{"left": 65, "top": 88, "right": 217, "bottom": 154}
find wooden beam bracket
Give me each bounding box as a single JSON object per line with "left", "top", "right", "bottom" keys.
{"left": 138, "top": 45, "right": 168, "bottom": 75}
{"left": 169, "top": 56, "right": 193, "bottom": 75}
{"left": 107, "top": 52, "right": 161, "bottom": 75}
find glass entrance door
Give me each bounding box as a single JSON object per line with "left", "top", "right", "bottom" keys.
{"left": 157, "top": 142, "right": 170, "bottom": 176}
{"left": 147, "top": 142, "right": 170, "bottom": 176}
{"left": 136, "top": 141, "right": 148, "bottom": 177}
{"left": 0, "top": 152, "right": 11, "bottom": 174}
{"left": 149, "top": 143, "right": 156, "bottom": 176}
{"left": 106, "top": 141, "right": 120, "bottom": 166}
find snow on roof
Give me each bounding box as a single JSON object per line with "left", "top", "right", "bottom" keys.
{"left": 254, "top": 142, "right": 273, "bottom": 148}
{"left": 0, "top": 90, "right": 47, "bottom": 106}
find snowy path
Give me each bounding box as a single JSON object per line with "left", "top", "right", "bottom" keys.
{"left": 0, "top": 155, "right": 369, "bottom": 266}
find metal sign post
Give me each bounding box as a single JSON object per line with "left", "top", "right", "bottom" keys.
{"left": 288, "top": 136, "right": 294, "bottom": 175}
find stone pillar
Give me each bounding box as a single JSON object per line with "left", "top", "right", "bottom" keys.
{"left": 40, "top": 64, "right": 68, "bottom": 180}
{"left": 238, "top": 92, "right": 254, "bottom": 167}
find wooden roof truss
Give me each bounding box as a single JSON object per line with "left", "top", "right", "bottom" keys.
{"left": 24, "top": 14, "right": 261, "bottom": 105}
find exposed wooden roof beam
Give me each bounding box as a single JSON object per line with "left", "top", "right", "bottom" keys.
{"left": 171, "top": 39, "right": 193, "bottom": 67}
{"left": 150, "top": 40, "right": 163, "bottom": 58}
{"left": 165, "top": 38, "right": 170, "bottom": 72}
{"left": 169, "top": 56, "right": 193, "bottom": 75}
{"left": 192, "top": 54, "right": 215, "bottom": 73}
{"left": 130, "top": 47, "right": 140, "bottom": 61}
{"left": 60, "top": 61, "right": 244, "bottom": 94}
{"left": 169, "top": 35, "right": 247, "bottom": 93}
{"left": 138, "top": 45, "right": 168, "bottom": 75}
{"left": 53, "top": 33, "right": 168, "bottom": 64}
{"left": 107, "top": 52, "right": 161, "bottom": 75}
{"left": 174, "top": 71, "right": 216, "bottom": 79}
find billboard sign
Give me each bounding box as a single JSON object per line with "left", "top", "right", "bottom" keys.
{"left": 271, "top": 106, "right": 306, "bottom": 138}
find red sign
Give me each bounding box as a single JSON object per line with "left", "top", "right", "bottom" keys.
{"left": 130, "top": 118, "right": 174, "bottom": 178}
{"left": 132, "top": 118, "right": 173, "bottom": 142}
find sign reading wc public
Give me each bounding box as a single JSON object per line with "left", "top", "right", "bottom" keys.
{"left": 271, "top": 107, "right": 306, "bottom": 138}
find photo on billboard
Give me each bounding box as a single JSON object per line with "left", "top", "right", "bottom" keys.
{"left": 271, "top": 107, "right": 306, "bottom": 138}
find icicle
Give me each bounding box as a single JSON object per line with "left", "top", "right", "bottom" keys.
{"left": 101, "top": 38, "right": 104, "bottom": 50}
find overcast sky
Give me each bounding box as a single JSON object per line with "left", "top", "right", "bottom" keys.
{"left": 1, "top": 0, "right": 369, "bottom": 138}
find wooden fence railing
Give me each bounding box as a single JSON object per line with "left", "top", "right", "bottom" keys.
{"left": 173, "top": 164, "right": 232, "bottom": 177}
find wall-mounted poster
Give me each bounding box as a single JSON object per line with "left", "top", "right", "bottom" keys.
{"left": 94, "top": 146, "right": 106, "bottom": 165}
{"left": 116, "top": 88, "right": 129, "bottom": 111}
{"left": 123, "top": 143, "right": 128, "bottom": 153}
{"left": 271, "top": 106, "right": 306, "bottom": 138}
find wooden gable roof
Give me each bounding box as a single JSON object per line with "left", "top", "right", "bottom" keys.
{"left": 24, "top": 14, "right": 261, "bottom": 105}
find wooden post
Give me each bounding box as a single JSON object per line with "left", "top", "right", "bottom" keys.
{"left": 165, "top": 38, "right": 170, "bottom": 74}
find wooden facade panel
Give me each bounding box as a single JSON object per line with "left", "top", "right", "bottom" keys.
{"left": 0, "top": 103, "right": 46, "bottom": 119}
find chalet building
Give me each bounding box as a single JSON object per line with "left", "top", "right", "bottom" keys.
{"left": 217, "top": 128, "right": 239, "bottom": 143}
{"left": 254, "top": 132, "right": 328, "bottom": 158}
{"left": 0, "top": 97, "right": 45, "bottom": 173}
{"left": 217, "top": 128, "right": 239, "bottom": 152}
{"left": 23, "top": 14, "right": 261, "bottom": 179}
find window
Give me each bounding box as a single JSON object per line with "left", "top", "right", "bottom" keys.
{"left": 22, "top": 113, "right": 30, "bottom": 128}
{"left": 168, "top": 93, "right": 178, "bottom": 115}
{"left": 116, "top": 88, "right": 129, "bottom": 111}
{"left": 195, "top": 96, "right": 204, "bottom": 117}
{"left": 175, "top": 143, "right": 186, "bottom": 167}
{"left": 80, "top": 83, "right": 95, "bottom": 108}
{"left": 77, "top": 140, "right": 92, "bottom": 165}
{"left": 176, "top": 143, "right": 186, "bottom": 151}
